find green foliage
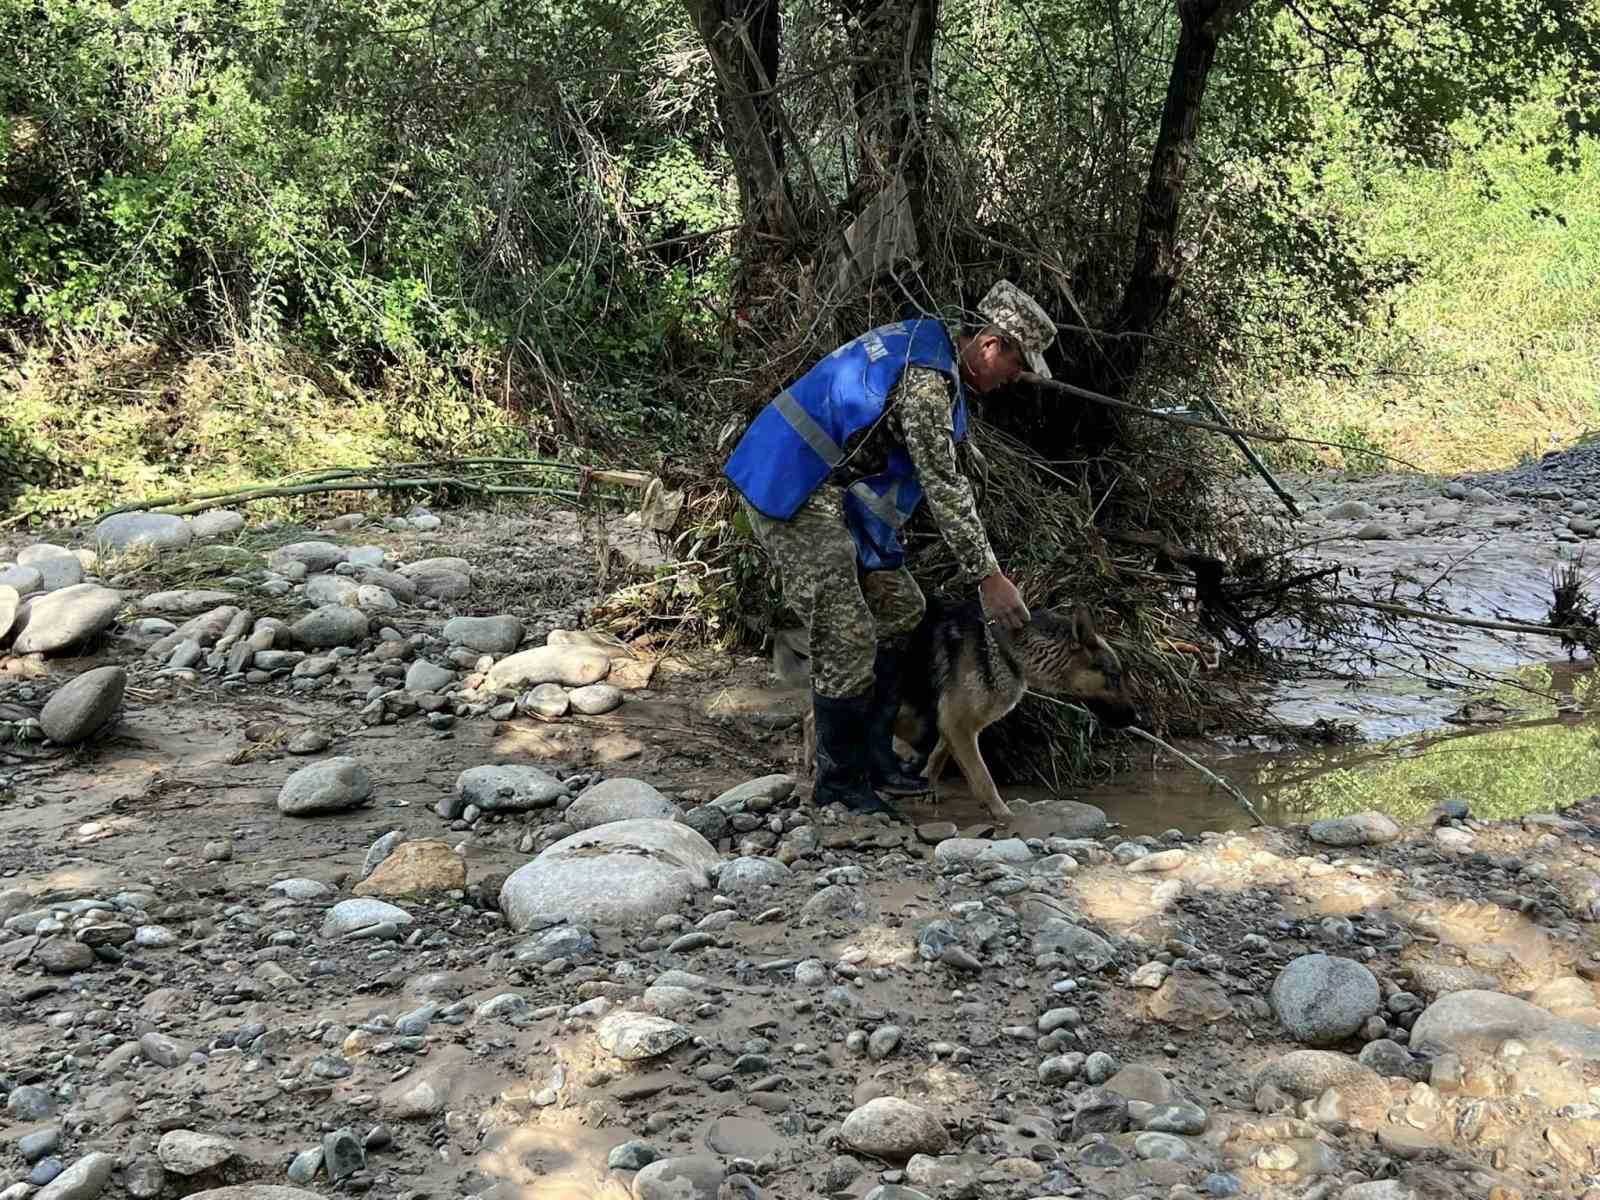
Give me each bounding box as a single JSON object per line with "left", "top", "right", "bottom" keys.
{"left": 1262, "top": 670, "right": 1600, "bottom": 823}
{"left": 1, "top": 343, "right": 534, "bottom": 522}
{"left": 1265, "top": 92, "right": 1600, "bottom": 472}
{"left": 0, "top": 0, "right": 744, "bottom": 515}
{"left": 2, "top": 0, "right": 1595, "bottom": 523}
{"left": 0, "top": 1, "right": 734, "bottom": 411}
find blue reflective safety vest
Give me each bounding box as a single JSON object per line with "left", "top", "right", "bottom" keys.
{"left": 723, "top": 318, "right": 967, "bottom": 570}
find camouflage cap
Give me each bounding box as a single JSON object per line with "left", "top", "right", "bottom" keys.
{"left": 977, "top": 280, "right": 1056, "bottom": 379}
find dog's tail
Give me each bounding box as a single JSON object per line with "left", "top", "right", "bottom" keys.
{"left": 771, "top": 627, "right": 811, "bottom": 690}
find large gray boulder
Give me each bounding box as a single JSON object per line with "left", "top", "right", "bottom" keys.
{"left": 145, "top": 605, "right": 240, "bottom": 659}
{"left": 569, "top": 683, "right": 623, "bottom": 715}
{"left": 190, "top": 510, "right": 246, "bottom": 540}
{"left": 1032, "top": 919, "right": 1115, "bottom": 970}
{"left": 405, "top": 660, "right": 456, "bottom": 693}
{"left": 840, "top": 1098, "right": 949, "bottom": 1160}
{"left": 291, "top": 605, "right": 369, "bottom": 649}
{"left": 304, "top": 575, "right": 360, "bottom": 606}
{"left": 157, "top": 1131, "right": 237, "bottom": 1176}
{"left": 630, "top": 1157, "right": 724, "bottom": 1200}
{"left": 95, "top": 512, "right": 193, "bottom": 553}
{"left": 0, "top": 565, "right": 43, "bottom": 596}
{"left": 442, "top": 615, "right": 523, "bottom": 655}
{"left": 12, "top": 584, "right": 124, "bottom": 655}
{"left": 16, "top": 543, "right": 73, "bottom": 566}
{"left": 270, "top": 541, "right": 348, "bottom": 573}
{"left": 716, "top": 856, "right": 793, "bottom": 893}
{"left": 1409, "top": 990, "right": 1600, "bottom": 1061}
{"left": 40, "top": 666, "right": 126, "bottom": 745}
{"left": 358, "top": 568, "right": 418, "bottom": 604}
{"left": 455, "top": 764, "right": 566, "bottom": 812}
{"left": 935, "top": 837, "right": 1031, "bottom": 870}
{"left": 321, "top": 898, "right": 413, "bottom": 939}
{"left": 486, "top": 645, "right": 610, "bottom": 690}
{"left": 1041, "top": 799, "right": 1109, "bottom": 837}
{"left": 407, "top": 568, "right": 470, "bottom": 600}
{"left": 277, "top": 757, "right": 373, "bottom": 815}
{"left": 34, "top": 1152, "right": 114, "bottom": 1200}
{"left": 398, "top": 556, "right": 471, "bottom": 577}
{"left": 1252, "top": 1050, "right": 1389, "bottom": 1111}
{"left": 0, "top": 584, "right": 18, "bottom": 644}
{"left": 34, "top": 554, "right": 84, "bottom": 591}
{"left": 1270, "top": 954, "right": 1380, "bottom": 1045}
{"left": 708, "top": 774, "right": 797, "bottom": 812}
{"left": 595, "top": 1011, "right": 692, "bottom": 1060}
{"left": 139, "top": 589, "right": 241, "bottom": 616}
{"left": 1307, "top": 811, "right": 1401, "bottom": 847}
{"left": 500, "top": 819, "right": 718, "bottom": 930}
{"left": 566, "top": 778, "right": 681, "bottom": 829}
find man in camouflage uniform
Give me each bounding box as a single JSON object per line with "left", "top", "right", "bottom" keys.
{"left": 725, "top": 281, "right": 1057, "bottom": 817}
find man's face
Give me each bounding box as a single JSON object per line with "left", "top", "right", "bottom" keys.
{"left": 963, "top": 331, "right": 1026, "bottom": 394}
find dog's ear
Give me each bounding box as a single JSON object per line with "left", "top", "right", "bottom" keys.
{"left": 1070, "top": 605, "right": 1098, "bottom": 646}
{"left": 1072, "top": 606, "right": 1123, "bottom": 676}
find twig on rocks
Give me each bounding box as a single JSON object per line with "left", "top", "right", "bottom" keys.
{"left": 93, "top": 459, "right": 654, "bottom": 520}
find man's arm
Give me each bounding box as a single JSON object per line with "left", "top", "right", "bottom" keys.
{"left": 893, "top": 367, "right": 1029, "bottom": 627}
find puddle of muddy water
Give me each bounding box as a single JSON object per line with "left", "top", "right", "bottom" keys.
{"left": 1086, "top": 711, "right": 1600, "bottom": 835}
{"left": 918, "top": 661, "right": 1600, "bottom": 838}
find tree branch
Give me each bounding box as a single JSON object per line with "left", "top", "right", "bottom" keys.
{"left": 1095, "top": 0, "right": 1258, "bottom": 395}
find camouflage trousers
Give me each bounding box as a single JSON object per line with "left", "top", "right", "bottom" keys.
{"left": 744, "top": 487, "right": 925, "bottom": 699}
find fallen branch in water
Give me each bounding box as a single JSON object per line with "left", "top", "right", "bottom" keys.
{"left": 1108, "top": 527, "right": 1597, "bottom": 652}
{"left": 1121, "top": 725, "right": 1268, "bottom": 828}
{"left": 1307, "top": 595, "right": 1596, "bottom": 645}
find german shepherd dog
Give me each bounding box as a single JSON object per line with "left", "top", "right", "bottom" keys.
{"left": 777, "top": 599, "right": 1142, "bottom": 823}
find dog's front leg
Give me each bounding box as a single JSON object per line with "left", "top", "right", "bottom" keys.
{"left": 921, "top": 738, "right": 951, "bottom": 808}
{"left": 946, "top": 726, "right": 1012, "bottom": 824}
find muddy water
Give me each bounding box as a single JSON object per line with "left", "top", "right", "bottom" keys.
{"left": 1011, "top": 466, "right": 1600, "bottom": 837}
{"left": 915, "top": 705, "right": 1599, "bottom": 837}
{"left": 897, "top": 657, "right": 1592, "bottom": 839}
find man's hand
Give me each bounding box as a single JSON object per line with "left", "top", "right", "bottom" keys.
{"left": 980, "top": 573, "right": 1030, "bottom": 630}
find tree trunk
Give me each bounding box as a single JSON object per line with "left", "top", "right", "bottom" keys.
{"left": 1091, "top": 0, "right": 1255, "bottom": 396}
{"left": 837, "top": 0, "right": 938, "bottom": 279}
{"left": 683, "top": 0, "right": 796, "bottom": 239}
{"left": 841, "top": 0, "right": 937, "bottom": 171}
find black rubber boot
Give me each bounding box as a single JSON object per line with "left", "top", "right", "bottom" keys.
{"left": 812, "top": 689, "right": 901, "bottom": 818}
{"left": 867, "top": 645, "right": 932, "bottom": 796}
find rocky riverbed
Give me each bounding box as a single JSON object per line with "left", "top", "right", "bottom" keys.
{"left": 1, "top": 468, "right": 1598, "bottom": 1200}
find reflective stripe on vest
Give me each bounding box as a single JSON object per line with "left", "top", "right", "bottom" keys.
{"left": 771, "top": 389, "right": 844, "bottom": 466}
{"left": 847, "top": 479, "right": 911, "bottom": 530}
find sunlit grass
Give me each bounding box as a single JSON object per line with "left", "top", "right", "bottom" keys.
{"left": 1271, "top": 106, "right": 1600, "bottom": 474}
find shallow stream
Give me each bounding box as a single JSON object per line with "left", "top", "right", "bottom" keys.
{"left": 987, "top": 466, "right": 1600, "bottom": 837}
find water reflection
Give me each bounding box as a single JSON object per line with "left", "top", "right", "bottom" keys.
{"left": 1057, "top": 663, "right": 1598, "bottom": 836}
{"left": 1245, "top": 715, "right": 1600, "bottom": 824}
